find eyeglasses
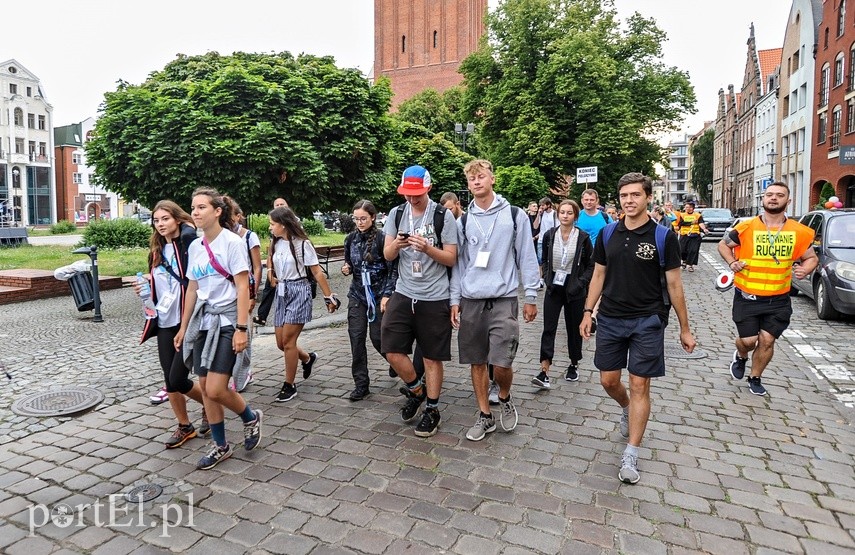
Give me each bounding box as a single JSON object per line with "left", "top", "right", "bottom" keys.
{"left": 352, "top": 216, "right": 371, "bottom": 223}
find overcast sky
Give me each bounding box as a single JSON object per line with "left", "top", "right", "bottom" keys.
{"left": 4, "top": 0, "right": 792, "bottom": 138}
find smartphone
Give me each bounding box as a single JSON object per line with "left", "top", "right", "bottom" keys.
{"left": 398, "top": 233, "right": 410, "bottom": 240}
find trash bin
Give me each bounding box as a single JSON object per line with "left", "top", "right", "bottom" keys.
{"left": 68, "top": 272, "right": 95, "bottom": 312}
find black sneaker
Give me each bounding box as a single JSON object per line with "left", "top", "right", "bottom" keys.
{"left": 276, "top": 381, "right": 297, "bottom": 402}
{"left": 302, "top": 352, "right": 318, "bottom": 379}
{"left": 388, "top": 366, "right": 397, "bottom": 378}
{"left": 414, "top": 408, "right": 441, "bottom": 437}
{"left": 747, "top": 376, "right": 767, "bottom": 396}
{"left": 401, "top": 392, "right": 426, "bottom": 422}
{"left": 196, "top": 443, "right": 232, "bottom": 470}
{"left": 730, "top": 350, "right": 748, "bottom": 380}
{"left": 565, "top": 363, "right": 579, "bottom": 382}
{"left": 165, "top": 424, "right": 196, "bottom": 449}
{"left": 531, "top": 370, "right": 550, "bottom": 389}
{"left": 349, "top": 386, "right": 370, "bottom": 401}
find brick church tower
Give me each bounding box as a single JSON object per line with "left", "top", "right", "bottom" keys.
{"left": 374, "top": 0, "right": 487, "bottom": 107}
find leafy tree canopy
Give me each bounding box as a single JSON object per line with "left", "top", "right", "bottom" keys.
{"left": 494, "top": 165, "right": 550, "bottom": 208}
{"left": 690, "top": 128, "right": 714, "bottom": 205}
{"left": 460, "top": 0, "right": 695, "bottom": 197}
{"left": 86, "top": 52, "right": 393, "bottom": 215}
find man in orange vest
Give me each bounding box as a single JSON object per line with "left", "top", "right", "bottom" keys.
{"left": 717, "top": 183, "right": 818, "bottom": 396}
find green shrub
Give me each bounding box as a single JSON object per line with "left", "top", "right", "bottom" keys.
{"left": 247, "top": 214, "right": 270, "bottom": 241}
{"left": 80, "top": 218, "right": 151, "bottom": 249}
{"left": 301, "top": 218, "right": 325, "bottom": 236}
{"left": 50, "top": 220, "right": 77, "bottom": 234}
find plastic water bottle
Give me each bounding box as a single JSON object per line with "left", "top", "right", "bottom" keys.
{"left": 136, "top": 272, "right": 157, "bottom": 320}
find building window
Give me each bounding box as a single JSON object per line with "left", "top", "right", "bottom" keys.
{"left": 37, "top": 115, "right": 45, "bottom": 130}
{"left": 14, "top": 138, "right": 23, "bottom": 154}
{"left": 13, "top": 108, "right": 23, "bottom": 126}
{"left": 793, "top": 49, "right": 800, "bottom": 73}
{"left": 26, "top": 86, "right": 31, "bottom": 97}
{"left": 838, "top": 0, "right": 846, "bottom": 37}
{"left": 73, "top": 173, "right": 83, "bottom": 184}
{"left": 433, "top": 30, "right": 437, "bottom": 48}
{"left": 28, "top": 142, "right": 35, "bottom": 157}
{"left": 820, "top": 64, "right": 830, "bottom": 107}
{"left": 818, "top": 112, "right": 828, "bottom": 143}
{"left": 831, "top": 106, "right": 842, "bottom": 150}
{"left": 27, "top": 113, "right": 35, "bottom": 129}
{"left": 848, "top": 98, "right": 855, "bottom": 133}
{"left": 850, "top": 45, "right": 855, "bottom": 90}
{"left": 9, "top": 83, "right": 17, "bottom": 95}
{"left": 825, "top": 27, "right": 830, "bottom": 49}
{"left": 835, "top": 53, "right": 845, "bottom": 86}
{"left": 799, "top": 84, "right": 807, "bottom": 109}
{"left": 72, "top": 153, "right": 82, "bottom": 164}
{"left": 38, "top": 143, "right": 46, "bottom": 157}
{"left": 402, "top": 35, "right": 406, "bottom": 53}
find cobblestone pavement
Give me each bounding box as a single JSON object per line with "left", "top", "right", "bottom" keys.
{"left": 1, "top": 242, "right": 854, "bottom": 554}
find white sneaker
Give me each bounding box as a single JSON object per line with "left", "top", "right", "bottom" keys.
{"left": 619, "top": 453, "right": 640, "bottom": 484}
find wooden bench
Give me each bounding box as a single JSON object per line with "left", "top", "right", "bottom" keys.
{"left": 314, "top": 245, "right": 346, "bottom": 277}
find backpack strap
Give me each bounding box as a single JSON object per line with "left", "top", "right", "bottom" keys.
{"left": 601, "top": 221, "right": 618, "bottom": 247}
{"left": 433, "top": 204, "right": 447, "bottom": 249}
{"left": 601, "top": 210, "right": 610, "bottom": 224}
{"left": 654, "top": 223, "right": 668, "bottom": 267}
{"left": 393, "top": 203, "right": 406, "bottom": 231}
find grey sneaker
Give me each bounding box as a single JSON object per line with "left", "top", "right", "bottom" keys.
{"left": 465, "top": 413, "right": 497, "bottom": 441}
{"left": 243, "top": 409, "right": 263, "bottom": 451}
{"left": 488, "top": 381, "right": 499, "bottom": 405}
{"left": 730, "top": 350, "right": 748, "bottom": 380}
{"left": 619, "top": 409, "right": 629, "bottom": 438}
{"left": 618, "top": 453, "right": 640, "bottom": 484}
{"left": 499, "top": 396, "right": 518, "bottom": 432}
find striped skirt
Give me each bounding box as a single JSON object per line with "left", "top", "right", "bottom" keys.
{"left": 274, "top": 279, "right": 313, "bottom": 326}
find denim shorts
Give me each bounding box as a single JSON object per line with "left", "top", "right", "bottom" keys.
{"left": 593, "top": 314, "right": 666, "bottom": 378}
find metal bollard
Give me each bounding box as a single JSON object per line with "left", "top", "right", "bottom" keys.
{"left": 72, "top": 245, "right": 103, "bottom": 323}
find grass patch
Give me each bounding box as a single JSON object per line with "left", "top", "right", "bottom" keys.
{"left": 0, "top": 245, "right": 148, "bottom": 277}
{"left": 28, "top": 228, "right": 81, "bottom": 237}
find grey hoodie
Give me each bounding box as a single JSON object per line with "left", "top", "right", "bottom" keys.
{"left": 450, "top": 193, "right": 540, "bottom": 305}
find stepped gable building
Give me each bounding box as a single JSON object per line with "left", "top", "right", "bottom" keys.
{"left": 714, "top": 85, "right": 740, "bottom": 210}
{"left": 810, "top": 0, "right": 855, "bottom": 208}
{"left": 374, "top": 0, "right": 487, "bottom": 107}
{"left": 778, "top": 0, "right": 822, "bottom": 216}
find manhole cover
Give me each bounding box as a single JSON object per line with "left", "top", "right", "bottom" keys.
{"left": 664, "top": 346, "right": 708, "bottom": 359}
{"left": 126, "top": 484, "right": 163, "bottom": 503}
{"left": 11, "top": 386, "right": 104, "bottom": 417}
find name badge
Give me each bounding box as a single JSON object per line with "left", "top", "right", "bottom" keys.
{"left": 412, "top": 260, "right": 423, "bottom": 278}
{"left": 475, "top": 250, "right": 491, "bottom": 268}
{"left": 277, "top": 282, "right": 285, "bottom": 296}
{"left": 156, "top": 291, "right": 177, "bottom": 313}
{"left": 553, "top": 271, "right": 567, "bottom": 286}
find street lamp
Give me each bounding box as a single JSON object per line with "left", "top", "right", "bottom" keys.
{"left": 767, "top": 149, "right": 776, "bottom": 183}
{"left": 454, "top": 122, "right": 475, "bottom": 153}
{"left": 11, "top": 168, "right": 20, "bottom": 227}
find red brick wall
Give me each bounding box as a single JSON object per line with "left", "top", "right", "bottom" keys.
{"left": 375, "top": 0, "right": 487, "bottom": 107}
{"left": 54, "top": 145, "right": 79, "bottom": 224}
{"left": 0, "top": 269, "right": 123, "bottom": 306}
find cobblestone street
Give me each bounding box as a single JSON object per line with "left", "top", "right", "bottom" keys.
{"left": 1, "top": 242, "right": 854, "bottom": 554}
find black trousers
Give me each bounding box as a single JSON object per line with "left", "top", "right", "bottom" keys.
{"left": 157, "top": 325, "right": 194, "bottom": 394}
{"left": 348, "top": 299, "right": 383, "bottom": 389}
{"left": 256, "top": 278, "right": 275, "bottom": 321}
{"left": 680, "top": 234, "right": 702, "bottom": 266}
{"left": 539, "top": 288, "right": 585, "bottom": 366}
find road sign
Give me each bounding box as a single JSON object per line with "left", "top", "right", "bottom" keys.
{"left": 576, "top": 166, "right": 598, "bottom": 184}
{"left": 761, "top": 178, "right": 772, "bottom": 191}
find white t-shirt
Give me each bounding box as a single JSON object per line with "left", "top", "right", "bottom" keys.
{"left": 538, "top": 210, "right": 559, "bottom": 244}
{"left": 272, "top": 238, "right": 319, "bottom": 281}
{"left": 152, "top": 243, "right": 182, "bottom": 327}
{"left": 187, "top": 229, "right": 250, "bottom": 329}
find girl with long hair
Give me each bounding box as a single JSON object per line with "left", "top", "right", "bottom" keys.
{"left": 138, "top": 200, "right": 208, "bottom": 449}
{"left": 341, "top": 200, "right": 397, "bottom": 401}
{"left": 174, "top": 187, "right": 263, "bottom": 470}
{"left": 268, "top": 206, "right": 339, "bottom": 402}
{"left": 534, "top": 199, "right": 594, "bottom": 389}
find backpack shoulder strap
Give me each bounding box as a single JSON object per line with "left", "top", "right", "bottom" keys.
{"left": 602, "top": 210, "right": 610, "bottom": 224}
{"left": 434, "top": 204, "right": 447, "bottom": 248}
{"left": 654, "top": 224, "right": 669, "bottom": 267}
{"left": 393, "top": 203, "right": 406, "bottom": 230}
{"left": 601, "top": 221, "right": 619, "bottom": 247}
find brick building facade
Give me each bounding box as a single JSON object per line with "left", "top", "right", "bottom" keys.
{"left": 374, "top": 0, "right": 487, "bottom": 107}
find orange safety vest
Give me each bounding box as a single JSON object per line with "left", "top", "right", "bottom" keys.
{"left": 732, "top": 217, "right": 815, "bottom": 296}
{"left": 676, "top": 212, "right": 702, "bottom": 235}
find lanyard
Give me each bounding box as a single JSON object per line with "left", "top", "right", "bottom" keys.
{"left": 406, "top": 200, "right": 432, "bottom": 237}
{"left": 762, "top": 215, "right": 787, "bottom": 265}
{"left": 557, "top": 228, "right": 576, "bottom": 269}
{"left": 470, "top": 210, "right": 500, "bottom": 246}
{"left": 361, "top": 269, "right": 377, "bottom": 322}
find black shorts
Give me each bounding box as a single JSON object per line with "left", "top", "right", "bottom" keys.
{"left": 380, "top": 292, "right": 452, "bottom": 361}
{"left": 192, "top": 326, "right": 237, "bottom": 377}
{"left": 732, "top": 290, "right": 792, "bottom": 339}
{"left": 593, "top": 314, "right": 666, "bottom": 378}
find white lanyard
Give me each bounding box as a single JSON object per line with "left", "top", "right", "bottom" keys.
{"left": 406, "top": 200, "right": 432, "bottom": 236}
{"left": 557, "top": 228, "right": 575, "bottom": 269}
{"left": 470, "top": 211, "right": 500, "bottom": 247}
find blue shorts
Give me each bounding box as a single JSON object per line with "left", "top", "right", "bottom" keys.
{"left": 594, "top": 314, "right": 666, "bottom": 378}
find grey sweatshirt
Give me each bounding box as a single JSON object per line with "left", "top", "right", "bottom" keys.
{"left": 450, "top": 193, "right": 540, "bottom": 305}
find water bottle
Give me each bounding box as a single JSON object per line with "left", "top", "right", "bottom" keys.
{"left": 136, "top": 272, "right": 157, "bottom": 320}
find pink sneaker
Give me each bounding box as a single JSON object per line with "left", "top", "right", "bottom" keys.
{"left": 149, "top": 386, "right": 168, "bottom": 405}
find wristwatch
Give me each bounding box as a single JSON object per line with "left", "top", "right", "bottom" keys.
{"left": 235, "top": 324, "right": 248, "bottom": 332}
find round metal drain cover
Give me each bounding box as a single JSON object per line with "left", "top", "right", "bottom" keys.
{"left": 664, "top": 346, "right": 708, "bottom": 359}
{"left": 126, "top": 484, "right": 163, "bottom": 503}
{"left": 11, "top": 386, "right": 104, "bottom": 417}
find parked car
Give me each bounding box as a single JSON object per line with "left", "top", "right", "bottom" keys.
{"left": 697, "top": 208, "right": 734, "bottom": 240}
{"left": 791, "top": 209, "right": 855, "bottom": 319}
{"left": 724, "top": 216, "right": 753, "bottom": 237}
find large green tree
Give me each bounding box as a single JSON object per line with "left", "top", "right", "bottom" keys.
{"left": 460, "top": 0, "right": 695, "bottom": 198}
{"left": 393, "top": 86, "right": 479, "bottom": 153}
{"left": 86, "top": 52, "right": 393, "bottom": 215}
{"left": 690, "top": 128, "right": 714, "bottom": 205}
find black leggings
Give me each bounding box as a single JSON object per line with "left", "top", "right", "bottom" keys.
{"left": 680, "top": 234, "right": 702, "bottom": 266}
{"left": 157, "top": 325, "right": 194, "bottom": 394}
{"left": 539, "top": 288, "right": 585, "bottom": 365}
